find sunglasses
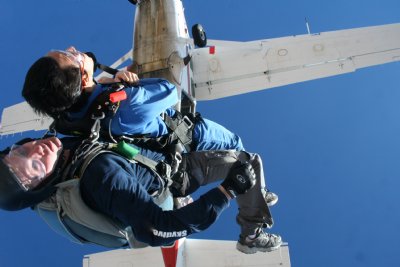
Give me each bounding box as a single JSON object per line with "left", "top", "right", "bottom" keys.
{"left": 6, "top": 144, "right": 47, "bottom": 191}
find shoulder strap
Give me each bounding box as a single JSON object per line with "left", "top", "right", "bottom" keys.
{"left": 56, "top": 179, "right": 128, "bottom": 239}
{"left": 35, "top": 179, "right": 132, "bottom": 248}
{"left": 108, "top": 141, "right": 174, "bottom": 197}
{"left": 68, "top": 139, "right": 174, "bottom": 199}
{"left": 54, "top": 83, "right": 126, "bottom": 137}
{"left": 35, "top": 141, "right": 176, "bottom": 248}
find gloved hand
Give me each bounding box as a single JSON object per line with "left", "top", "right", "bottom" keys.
{"left": 221, "top": 162, "right": 256, "bottom": 198}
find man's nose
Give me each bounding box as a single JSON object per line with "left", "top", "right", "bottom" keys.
{"left": 30, "top": 145, "right": 44, "bottom": 156}
{"left": 66, "top": 46, "right": 77, "bottom": 53}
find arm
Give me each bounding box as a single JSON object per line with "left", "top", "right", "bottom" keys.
{"left": 125, "top": 78, "right": 179, "bottom": 118}
{"left": 80, "top": 153, "right": 230, "bottom": 246}
{"left": 113, "top": 78, "right": 179, "bottom": 135}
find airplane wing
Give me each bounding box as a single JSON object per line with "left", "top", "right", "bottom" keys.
{"left": 82, "top": 239, "right": 291, "bottom": 267}
{"left": 191, "top": 23, "right": 400, "bottom": 100}
{"left": 2, "top": 24, "right": 399, "bottom": 135}
{"left": 0, "top": 101, "right": 53, "bottom": 135}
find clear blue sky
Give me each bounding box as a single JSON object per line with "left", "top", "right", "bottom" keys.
{"left": 0, "top": 0, "right": 399, "bottom": 266}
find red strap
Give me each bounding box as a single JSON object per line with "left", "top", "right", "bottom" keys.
{"left": 109, "top": 91, "right": 127, "bottom": 103}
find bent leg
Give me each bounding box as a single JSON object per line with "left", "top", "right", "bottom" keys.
{"left": 236, "top": 153, "right": 273, "bottom": 236}
{"left": 171, "top": 150, "right": 273, "bottom": 237}
{"left": 171, "top": 150, "right": 241, "bottom": 196}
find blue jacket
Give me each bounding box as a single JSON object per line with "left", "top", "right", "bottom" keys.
{"left": 69, "top": 78, "right": 177, "bottom": 137}
{"left": 68, "top": 78, "right": 244, "bottom": 151}
{"left": 79, "top": 147, "right": 230, "bottom": 246}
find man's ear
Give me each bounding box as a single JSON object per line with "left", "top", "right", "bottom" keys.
{"left": 81, "top": 71, "right": 89, "bottom": 87}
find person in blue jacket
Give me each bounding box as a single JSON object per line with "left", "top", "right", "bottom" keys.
{"left": 22, "top": 47, "right": 244, "bottom": 152}
{"left": 0, "top": 136, "right": 282, "bottom": 253}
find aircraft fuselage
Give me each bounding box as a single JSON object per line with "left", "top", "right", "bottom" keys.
{"left": 131, "top": 0, "right": 194, "bottom": 111}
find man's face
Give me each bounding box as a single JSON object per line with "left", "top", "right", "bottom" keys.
{"left": 3, "top": 137, "right": 62, "bottom": 190}
{"left": 47, "top": 47, "right": 95, "bottom": 84}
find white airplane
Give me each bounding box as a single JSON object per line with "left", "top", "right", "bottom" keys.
{"left": 1, "top": 1, "right": 399, "bottom": 267}
{"left": 0, "top": 1, "right": 399, "bottom": 135}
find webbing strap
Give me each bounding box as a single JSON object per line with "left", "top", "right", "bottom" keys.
{"left": 163, "top": 113, "right": 194, "bottom": 152}
{"left": 132, "top": 153, "right": 173, "bottom": 197}
{"left": 73, "top": 142, "right": 172, "bottom": 198}
{"left": 97, "top": 63, "right": 119, "bottom": 76}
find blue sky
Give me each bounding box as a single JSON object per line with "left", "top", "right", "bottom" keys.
{"left": 0, "top": 0, "right": 399, "bottom": 266}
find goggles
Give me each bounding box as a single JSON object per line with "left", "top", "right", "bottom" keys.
{"left": 50, "top": 49, "right": 85, "bottom": 75}
{"left": 4, "top": 144, "right": 47, "bottom": 191}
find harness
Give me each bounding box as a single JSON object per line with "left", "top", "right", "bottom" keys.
{"left": 35, "top": 136, "right": 177, "bottom": 248}
{"left": 53, "top": 82, "right": 199, "bottom": 154}
{"left": 34, "top": 60, "right": 191, "bottom": 248}
{"left": 38, "top": 75, "right": 190, "bottom": 247}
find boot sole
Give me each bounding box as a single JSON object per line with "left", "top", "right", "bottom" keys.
{"left": 236, "top": 242, "right": 281, "bottom": 254}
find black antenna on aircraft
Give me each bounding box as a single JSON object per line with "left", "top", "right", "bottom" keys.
{"left": 305, "top": 18, "right": 311, "bottom": 34}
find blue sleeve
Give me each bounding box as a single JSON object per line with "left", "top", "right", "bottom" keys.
{"left": 113, "top": 78, "right": 178, "bottom": 135}
{"left": 80, "top": 153, "right": 230, "bottom": 246}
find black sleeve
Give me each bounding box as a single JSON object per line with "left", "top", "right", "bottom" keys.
{"left": 80, "top": 153, "right": 230, "bottom": 246}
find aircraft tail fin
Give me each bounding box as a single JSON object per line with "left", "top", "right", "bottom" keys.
{"left": 0, "top": 101, "right": 53, "bottom": 136}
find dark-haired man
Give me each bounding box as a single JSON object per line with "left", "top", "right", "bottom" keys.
{"left": 22, "top": 47, "right": 244, "bottom": 152}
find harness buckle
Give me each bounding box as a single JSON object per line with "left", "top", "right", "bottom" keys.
{"left": 161, "top": 162, "right": 172, "bottom": 179}
{"left": 89, "top": 113, "right": 105, "bottom": 142}
{"left": 171, "top": 152, "right": 182, "bottom": 175}
{"left": 182, "top": 115, "right": 193, "bottom": 129}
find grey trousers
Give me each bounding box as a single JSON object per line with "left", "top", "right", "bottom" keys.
{"left": 177, "top": 150, "right": 273, "bottom": 236}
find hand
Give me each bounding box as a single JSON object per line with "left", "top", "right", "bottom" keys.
{"left": 220, "top": 162, "right": 256, "bottom": 198}
{"left": 97, "top": 70, "right": 139, "bottom": 84}
{"left": 114, "top": 70, "right": 139, "bottom": 84}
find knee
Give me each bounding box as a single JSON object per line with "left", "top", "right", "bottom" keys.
{"left": 236, "top": 151, "right": 261, "bottom": 164}
{"left": 251, "top": 153, "right": 262, "bottom": 163}
{"left": 247, "top": 153, "right": 263, "bottom": 173}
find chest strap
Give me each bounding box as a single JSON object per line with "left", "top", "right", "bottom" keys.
{"left": 70, "top": 140, "right": 177, "bottom": 199}
{"left": 162, "top": 111, "right": 195, "bottom": 153}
